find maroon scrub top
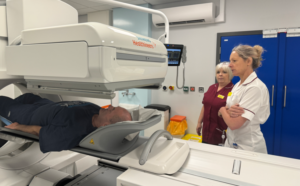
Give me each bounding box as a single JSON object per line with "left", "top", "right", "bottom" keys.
{"left": 202, "top": 82, "right": 234, "bottom": 145}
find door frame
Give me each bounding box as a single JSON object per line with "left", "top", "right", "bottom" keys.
{"left": 216, "top": 30, "right": 263, "bottom": 66}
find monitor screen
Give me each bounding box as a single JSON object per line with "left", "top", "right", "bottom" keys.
{"left": 165, "top": 44, "right": 184, "bottom": 66}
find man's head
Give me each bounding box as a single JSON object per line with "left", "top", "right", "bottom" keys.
{"left": 94, "top": 105, "right": 132, "bottom": 127}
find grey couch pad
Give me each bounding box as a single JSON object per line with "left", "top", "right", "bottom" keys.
{"left": 79, "top": 115, "right": 162, "bottom": 155}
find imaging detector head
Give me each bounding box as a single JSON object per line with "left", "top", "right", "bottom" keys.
{"left": 5, "top": 22, "right": 168, "bottom": 99}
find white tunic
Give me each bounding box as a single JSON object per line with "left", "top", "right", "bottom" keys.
{"left": 225, "top": 72, "right": 270, "bottom": 153}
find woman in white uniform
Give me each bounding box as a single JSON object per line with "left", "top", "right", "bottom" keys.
{"left": 219, "top": 44, "right": 270, "bottom": 153}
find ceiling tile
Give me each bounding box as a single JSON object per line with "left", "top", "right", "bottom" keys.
{"left": 67, "top": 0, "right": 184, "bottom": 11}
{"left": 116, "top": 0, "right": 134, "bottom": 2}
{"left": 144, "top": 0, "right": 181, "bottom": 5}
{"left": 91, "top": 0, "right": 133, "bottom": 6}
{"left": 127, "top": 0, "right": 147, "bottom": 5}
{"left": 70, "top": 0, "right": 107, "bottom": 8}
{"left": 63, "top": 0, "right": 86, "bottom": 9}
{"left": 77, "top": 7, "right": 98, "bottom": 15}
{"left": 93, "top": 5, "right": 115, "bottom": 11}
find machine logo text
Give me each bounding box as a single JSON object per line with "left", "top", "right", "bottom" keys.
{"left": 132, "top": 40, "right": 155, "bottom": 49}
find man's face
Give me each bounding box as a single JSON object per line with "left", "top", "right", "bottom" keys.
{"left": 100, "top": 105, "right": 125, "bottom": 116}
{"left": 98, "top": 105, "right": 131, "bottom": 126}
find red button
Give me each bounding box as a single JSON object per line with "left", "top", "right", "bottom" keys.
{"left": 169, "top": 86, "right": 174, "bottom": 90}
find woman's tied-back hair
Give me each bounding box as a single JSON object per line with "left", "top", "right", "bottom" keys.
{"left": 232, "top": 45, "right": 264, "bottom": 70}
{"left": 216, "top": 62, "right": 233, "bottom": 81}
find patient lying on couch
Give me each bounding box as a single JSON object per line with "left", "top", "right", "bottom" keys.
{"left": 0, "top": 93, "right": 132, "bottom": 153}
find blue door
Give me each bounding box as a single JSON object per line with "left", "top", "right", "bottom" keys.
{"left": 280, "top": 36, "right": 300, "bottom": 158}
{"left": 220, "top": 35, "right": 279, "bottom": 155}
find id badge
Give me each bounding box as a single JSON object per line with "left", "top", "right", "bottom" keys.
{"left": 226, "top": 95, "right": 232, "bottom": 108}
{"left": 233, "top": 143, "right": 238, "bottom": 149}
{"left": 217, "top": 94, "right": 225, "bottom": 99}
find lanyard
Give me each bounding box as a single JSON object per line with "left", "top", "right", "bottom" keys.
{"left": 216, "top": 128, "right": 225, "bottom": 145}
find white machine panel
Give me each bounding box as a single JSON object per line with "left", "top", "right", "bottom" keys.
{"left": 117, "top": 168, "right": 193, "bottom": 186}
{"left": 21, "top": 23, "right": 167, "bottom": 56}
{"left": 118, "top": 168, "right": 233, "bottom": 186}
{"left": 0, "top": 142, "right": 48, "bottom": 170}
{"left": 6, "top": 44, "right": 167, "bottom": 84}
{"left": 175, "top": 141, "right": 300, "bottom": 186}
{"left": 144, "top": 111, "right": 168, "bottom": 137}
{"left": 0, "top": 8, "right": 23, "bottom": 89}
{"left": 0, "top": 6, "right": 7, "bottom": 37}
{"left": 116, "top": 141, "right": 300, "bottom": 186}
{"left": 0, "top": 38, "right": 7, "bottom": 71}
{"left": 29, "top": 169, "right": 71, "bottom": 186}
{"left": 0, "top": 170, "right": 33, "bottom": 186}
{"left": 6, "top": 0, "right": 78, "bottom": 45}
{"left": 6, "top": 42, "right": 89, "bottom": 78}
{"left": 119, "top": 138, "right": 189, "bottom": 174}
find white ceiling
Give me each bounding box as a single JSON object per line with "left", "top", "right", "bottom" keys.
{"left": 62, "top": 0, "right": 185, "bottom": 15}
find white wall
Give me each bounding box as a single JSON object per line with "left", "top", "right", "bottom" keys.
{"left": 78, "top": 14, "right": 87, "bottom": 23}
{"left": 0, "top": 84, "right": 15, "bottom": 99}
{"left": 87, "top": 10, "right": 112, "bottom": 25}
{"left": 151, "top": 0, "right": 300, "bottom": 134}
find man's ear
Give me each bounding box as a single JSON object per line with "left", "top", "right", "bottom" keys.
{"left": 101, "top": 121, "right": 111, "bottom": 127}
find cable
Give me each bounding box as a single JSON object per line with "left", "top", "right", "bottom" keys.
{"left": 176, "top": 46, "right": 187, "bottom": 89}
{"left": 176, "top": 63, "right": 185, "bottom": 89}
{"left": 158, "top": 33, "right": 166, "bottom": 42}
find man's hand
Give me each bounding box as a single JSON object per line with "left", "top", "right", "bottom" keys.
{"left": 228, "top": 104, "right": 244, "bottom": 118}
{"left": 5, "top": 122, "right": 41, "bottom": 136}
{"left": 5, "top": 122, "right": 21, "bottom": 130}
{"left": 196, "top": 122, "right": 202, "bottom": 136}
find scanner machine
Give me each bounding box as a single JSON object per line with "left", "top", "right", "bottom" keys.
{"left": 0, "top": 0, "right": 300, "bottom": 186}
{"left": 3, "top": 0, "right": 168, "bottom": 99}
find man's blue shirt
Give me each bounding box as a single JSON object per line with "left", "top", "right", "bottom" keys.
{"left": 0, "top": 94, "right": 100, "bottom": 153}
{"left": 37, "top": 101, "right": 99, "bottom": 153}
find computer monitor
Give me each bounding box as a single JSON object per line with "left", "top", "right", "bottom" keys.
{"left": 164, "top": 44, "right": 184, "bottom": 66}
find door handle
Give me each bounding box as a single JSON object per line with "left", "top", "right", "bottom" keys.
{"left": 284, "top": 86, "right": 287, "bottom": 108}
{"left": 271, "top": 85, "right": 274, "bottom": 106}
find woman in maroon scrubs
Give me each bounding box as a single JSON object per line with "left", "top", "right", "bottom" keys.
{"left": 196, "top": 62, "right": 233, "bottom": 145}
